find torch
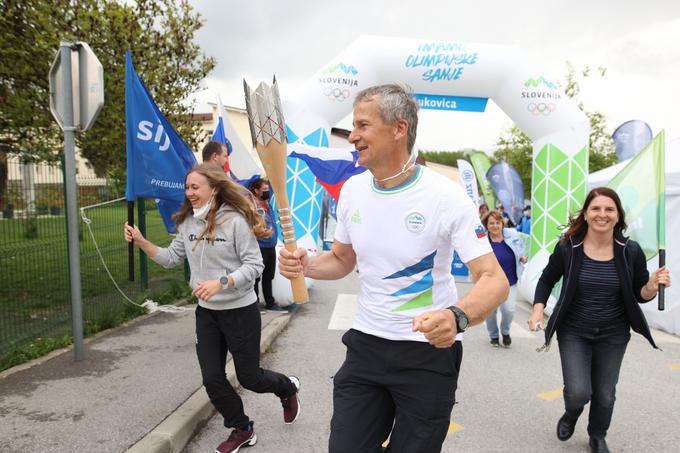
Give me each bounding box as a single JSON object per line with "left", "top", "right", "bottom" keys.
{"left": 244, "top": 77, "right": 309, "bottom": 304}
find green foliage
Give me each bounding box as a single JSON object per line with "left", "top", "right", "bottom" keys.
{"left": 420, "top": 150, "right": 474, "bottom": 167}
{"left": 494, "top": 62, "right": 618, "bottom": 189}
{"left": 494, "top": 125, "right": 533, "bottom": 190}
{"left": 0, "top": 0, "right": 215, "bottom": 196}
{"left": 0, "top": 334, "right": 72, "bottom": 372}
{"left": 0, "top": 1, "right": 64, "bottom": 162}
{"left": 72, "top": 0, "right": 216, "bottom": 177}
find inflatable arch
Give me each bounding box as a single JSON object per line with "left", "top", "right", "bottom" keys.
{"left": 275, "top": 35, "right": 590, "bottom": 303}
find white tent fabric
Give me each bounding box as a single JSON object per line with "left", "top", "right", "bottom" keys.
{"left": 588, "top": 137, "right": 680, "bottom": 335}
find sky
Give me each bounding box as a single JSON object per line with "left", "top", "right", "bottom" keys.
{"left": 187, "top": 0, "right": 680, "bottom": 153}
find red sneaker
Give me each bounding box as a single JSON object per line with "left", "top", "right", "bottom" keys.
{"left": 281, "top": 376, "right": 301, "bottom": 424}
{"left": 215, "top": 422, "right": 257, "bottom": 453}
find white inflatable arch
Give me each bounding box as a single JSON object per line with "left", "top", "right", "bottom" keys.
{"left": 275, "top": 35, "right": 590, "bottom": 304}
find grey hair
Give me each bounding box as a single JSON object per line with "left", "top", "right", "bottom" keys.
{"left": 353, "top": 84, "right": 419, "bottom": 153}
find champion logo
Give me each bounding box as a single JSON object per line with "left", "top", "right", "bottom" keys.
{"left": 475, "top": 225, "right": 486, "bottom": 238}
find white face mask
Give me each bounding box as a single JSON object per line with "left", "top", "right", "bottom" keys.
{"left": 374, "top": 147, "right": 419, "bottom": 183}
{"left": 193, "top": 192, "right": 214, "bottom": 220}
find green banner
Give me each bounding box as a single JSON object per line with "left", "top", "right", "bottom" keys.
{"left": 530, "top": 144, "right": 589, "bottom": 257}
{"left": 607, "top": 130, "right": 665, "bottom": 259}
{"left": 469, "top": 151, "right": 496, "bottom": 208}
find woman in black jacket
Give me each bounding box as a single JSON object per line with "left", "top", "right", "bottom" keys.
{"left": 528, "top": 187, "right": 670, "bottom": 453}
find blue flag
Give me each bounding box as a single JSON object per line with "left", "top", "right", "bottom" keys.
{"left": 125, "top": 50, "right": 197, "bottom": 233}
{"left": 612, "top": 120, "right": 653, "bottom": 163}
{"left": 486, "top": 161, "right": 525, "bottom": 225}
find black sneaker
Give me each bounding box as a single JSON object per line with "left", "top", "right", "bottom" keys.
{"left": 502, "top": 334, "right": 512, "bottom": 347}
{"left": 266, "top": 305, "right": 287, "bottom": 312}
{"left": 490, "top": 338, "right": 500, "bottom": 347}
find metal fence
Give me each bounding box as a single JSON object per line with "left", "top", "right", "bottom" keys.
{"left": 0, "top": 159, "right": 188, "bottom": 370}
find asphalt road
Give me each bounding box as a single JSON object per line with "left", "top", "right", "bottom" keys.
{"left": 185, "top": 272, "right": 680, "bottom": 453}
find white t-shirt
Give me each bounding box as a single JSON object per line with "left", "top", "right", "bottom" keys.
{"left": 335, "top": 165, "right": 492, "bottom": 341}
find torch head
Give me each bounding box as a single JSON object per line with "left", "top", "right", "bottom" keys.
{"left": 243, "top": 77, "right": 287, "bottom": 147}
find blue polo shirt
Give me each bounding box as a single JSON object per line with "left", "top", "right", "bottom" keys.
{"left": 489, "top": 239, "right": 518, "bottom": 285}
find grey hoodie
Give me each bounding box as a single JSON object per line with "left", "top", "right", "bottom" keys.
{"left": 152, "top": 204, "right": 264, "bottom": 310}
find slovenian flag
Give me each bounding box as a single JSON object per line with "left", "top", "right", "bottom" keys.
{"left": 288, "top": 143, "right": 366, "bottom": 200}
{"left": 211, "top": 95, "right": 233, "bottom": 174}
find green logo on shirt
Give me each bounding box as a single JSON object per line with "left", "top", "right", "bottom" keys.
{"left": 351, "top": 209, "right": 362, "bottom": 224}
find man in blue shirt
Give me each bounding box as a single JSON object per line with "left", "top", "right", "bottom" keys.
{"left": 517, "top": 206, "right": 531, "bottom": 235}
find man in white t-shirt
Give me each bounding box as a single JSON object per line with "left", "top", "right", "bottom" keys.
{"left": 279, "top": 84, "right": 509, "bottom": 453}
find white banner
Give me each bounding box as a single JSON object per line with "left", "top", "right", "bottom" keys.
{"left": 457, "top": 159, "right": 480, "bottom": 206}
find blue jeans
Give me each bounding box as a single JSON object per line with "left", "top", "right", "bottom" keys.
{"left": 485, "top": 285, "right": 516, "bottom": 339}
{"left": 557, "top": 325, "right": 630, "bottom": 439}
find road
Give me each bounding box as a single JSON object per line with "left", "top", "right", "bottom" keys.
{"left": 185, "top": 272, "right": 680, "bottom": 452}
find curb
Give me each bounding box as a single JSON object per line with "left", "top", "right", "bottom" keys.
{"left": 125, "top": 313, "right": 292, "bottom": 453}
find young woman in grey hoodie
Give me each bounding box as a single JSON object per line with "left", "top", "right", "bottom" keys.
{"left": 124, "top": 164, "right": 300, "bottom": 453}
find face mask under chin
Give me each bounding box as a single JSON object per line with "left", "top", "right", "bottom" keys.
{"left": 374, "top": 149, "right": 419, "bottom": 183}
{"left": 193, "top": 194, "right": 214, "bottom": 220}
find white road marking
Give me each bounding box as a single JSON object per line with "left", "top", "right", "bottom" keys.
{"left": 328, "top": 293, "right": 358, "bottom": 330}
{"left": 652, "top": 329, "right": 680, "bottom": 345}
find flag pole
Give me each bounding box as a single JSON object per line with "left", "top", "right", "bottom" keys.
{"left": 658, "top": 249, "right": 665, "bottom": 311}
{"left": 657, "top": 130, "right": 666, "bottom": 311}
{"left": 128, "top": 200, "right": 135, "bottom": 281}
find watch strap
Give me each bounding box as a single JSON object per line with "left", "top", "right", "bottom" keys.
{"left": 448, "top": 305, "right": 468, "bottom": 333}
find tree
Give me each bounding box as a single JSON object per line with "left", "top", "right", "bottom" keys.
{"left": 494, "top": 125, "right": 533, "bottom": 190}
{"left": 420, "top": 150, "right": 469, "bottom": 167}
{"left": 0, "top": 1, "right": 65, "bottom": 207}
{"left": 493, "top": 62, "right": 618, "bottom": 190}
{"left": 0, "top": 0, "right": 215, "bottom": 206}
{"left": 74, "top": 0, "right": 215, "bottom": 178}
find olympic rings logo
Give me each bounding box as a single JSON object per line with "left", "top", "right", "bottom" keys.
{"left": 323, "top": 87, "right": 350, "bottom": 101}
{"left": 527, "top": 102, "right": 556, "bottom": 116}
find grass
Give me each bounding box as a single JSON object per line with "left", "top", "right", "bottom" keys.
{"left": 0, "top": 200, "right": 192, "bottom": 371}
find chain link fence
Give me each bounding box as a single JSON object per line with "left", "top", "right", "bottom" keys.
{"left": 1, "top": 159, "right": 188, "bottom": 370}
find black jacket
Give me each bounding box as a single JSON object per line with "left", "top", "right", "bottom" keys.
{"left": 534, "top": 233, "right": 657, "bottom": 349}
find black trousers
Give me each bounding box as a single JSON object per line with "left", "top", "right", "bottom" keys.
{"left": 557, "top": 325, "right": 630, "bottom": 439}
{"left": 195, "top": 303, "right": 295, "bottom": 429}
{"left": 254, "top": 247, "right": 276, "bottom": 307}
{"left": 329, "top": 329, "right": 463, "bottom": 453}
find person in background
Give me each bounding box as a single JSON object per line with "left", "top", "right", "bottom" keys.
{"left": 249, "top": 177, "right": 285, "bottom": 313}
{"left": 124, "top": 164, "right": 300, "bottom": 453}
{"left": 528, "top": 187, "right": 670, "bottom": 453}
{"left": 517, "top": 206, "right": 531, "bottom": 235}
{"left": 496, "top": 203, "right": 515, "bottom": 228}
{"left": 481, "top": 210, "right": 527, "bottom": 347}
{"left": 202, "top": 140, "right": 230, "bottom": 170}
{"left": 478, "top": 202, "right": 489, "bottom": 220}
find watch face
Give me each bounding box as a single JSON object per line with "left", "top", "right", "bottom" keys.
{"left": 220, "top": 276, "right": 228, "bottom": 286}
{"left": 452, "top": 307, "right": 468, "bottom": 330}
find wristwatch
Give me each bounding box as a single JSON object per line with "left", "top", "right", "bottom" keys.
{"left": 447, "top": 305, "right": 469, "bottom": 333}
{"left": 219, "top": 275, "right": 229, "bottom": 290}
